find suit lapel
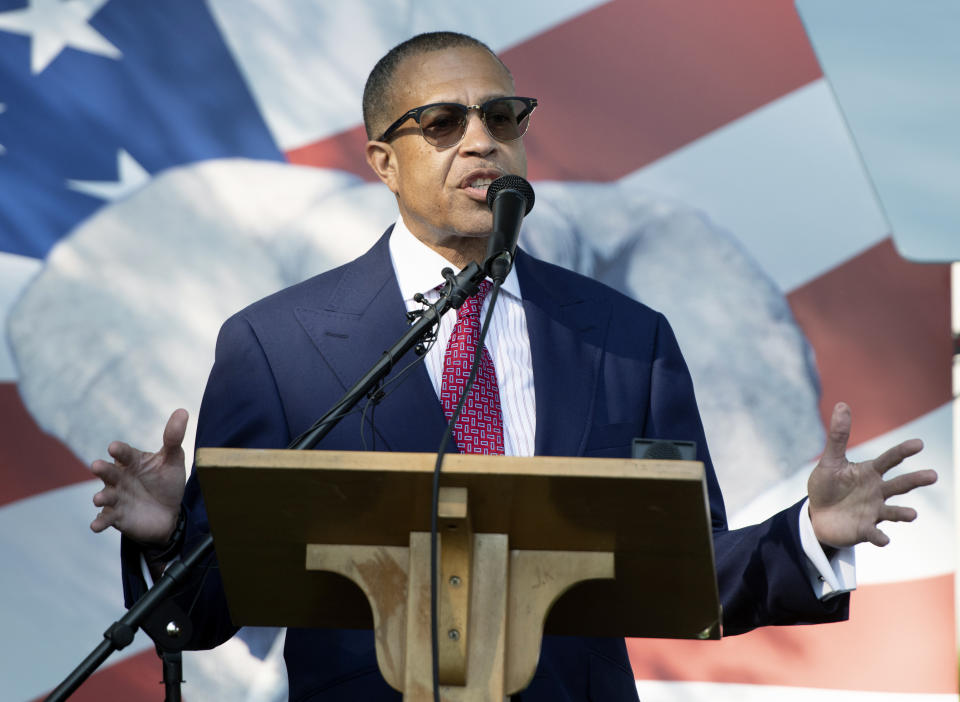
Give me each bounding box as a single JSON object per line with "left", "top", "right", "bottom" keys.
{"left": 291, "top": 237, "right": 609, "bottom": 456}
{"left": 516, "top": 251, "right": 610, "bottom": 457}
{"left": 293, "top": 229, "right": 449, "bottom": 452}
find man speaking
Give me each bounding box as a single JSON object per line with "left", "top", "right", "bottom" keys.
{"left": 89, "top": 32, "right": 936, "bottom": 701}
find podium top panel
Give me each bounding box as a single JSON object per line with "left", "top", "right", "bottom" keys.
{"left": 198, "top": 448, "right": 704, "bottom": 478}
{"left": 196, "top": 449, "right": 707, "bottom": 553}
{"left": 196, "top": 449, "right": 719, "bottom": 638}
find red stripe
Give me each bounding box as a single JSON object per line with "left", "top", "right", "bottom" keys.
{"left": 0, "top": 383, "right": 88, "bottom": 507}
{"left": 787, "top": 239, "right": 952, "bottom": 448}
{"left": 628, "top": 574, "right": 958, "bottom": 693}
{"left": 287, "top": 0, "right": 822, "bottom": 181}
{"left": 286, "top": 126, "right": 375, "bottom": 181}
{"left": 510, "top": 0, "right": 822, "bottom": 181}
{"left": 33, "top": 649, "right": 183, "bottom": 702}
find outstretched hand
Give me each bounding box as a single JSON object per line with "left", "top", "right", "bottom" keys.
{"left": 808, "top": 403, "right": 937, "bottom": 549}
{"left": 89, "top": 409, "right": 189, "bottom": 545}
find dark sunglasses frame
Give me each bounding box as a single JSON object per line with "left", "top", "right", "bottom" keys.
{"left": 377, "top": 96, "right": 538, "bottom": 147}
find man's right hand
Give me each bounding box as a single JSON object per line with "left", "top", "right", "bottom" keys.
{"left": 89, "top": 409, "right": 189, "bottom": 545}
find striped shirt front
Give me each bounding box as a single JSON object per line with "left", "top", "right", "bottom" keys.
{"left": 388, "top": 217, "right": 536, "bottom": 457}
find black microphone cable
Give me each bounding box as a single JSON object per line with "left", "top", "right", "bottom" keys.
{"left": 429, "top": 277, "right": 502, "bottom": 702}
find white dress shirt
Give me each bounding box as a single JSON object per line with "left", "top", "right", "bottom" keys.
{"left": 388, "top": 216, "right": 536, "bottom": 457}
{"left": 387, "top": 216, "right": 854, "bottom": 598}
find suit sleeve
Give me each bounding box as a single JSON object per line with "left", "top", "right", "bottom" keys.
{"left": 121, "top": 312, "right": 292, "bottom": 649}
{"left": 645, "top": 312, "right": 848, "bottom": 635}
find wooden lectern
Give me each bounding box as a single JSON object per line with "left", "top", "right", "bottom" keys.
{"left": 196, "top": 449, "right": 721, "bottom": 700}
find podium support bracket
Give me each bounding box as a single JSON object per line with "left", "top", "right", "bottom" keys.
{"left": 305, "top": 543, "right": 410, "bottom": 690}
{"left": 306, "top": 486, "right": 617, "bottom": 700}
{"left": 505, "top": 549, "right": 615, "bottom": 693}
{"left": 437, "top": 486, "right": 473, "bottom": 685}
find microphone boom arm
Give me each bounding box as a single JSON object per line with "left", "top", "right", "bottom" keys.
{"left": 288, "top": 261, "right": 485, "bottom": 450}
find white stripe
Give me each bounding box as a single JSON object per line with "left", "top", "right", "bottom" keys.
{"left": 480, "top": 283, "right": 536, "bottom": 457}
{"left": 635, "top": 680, "right": 957, "bottom": 702}
{"left": 0, "top": 480, "right": 153, "bottom": 701}
{"left": 0, "top": 252, "right": 42, "bottom": 382}
{"left": 623, "top": 79, "right": 889, "bottom": 292}
{"left": 0, "top": 480, "right": 288, "bottom": 702}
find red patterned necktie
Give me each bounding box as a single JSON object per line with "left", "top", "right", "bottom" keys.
{"left": 440, "top": 280, "right": 505, "bottom": 454}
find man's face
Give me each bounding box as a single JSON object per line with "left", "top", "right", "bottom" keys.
{"left": 372, "top": 46, "right": 528, "bottom": 258}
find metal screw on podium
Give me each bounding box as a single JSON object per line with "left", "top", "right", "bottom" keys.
{"left": 449, "top": 575, "right": 461, "bottom": 587}
{"left": 447, "top": 629, "right": 460, "bottom": 641}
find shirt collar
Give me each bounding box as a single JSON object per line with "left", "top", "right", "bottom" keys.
{"left": 388, "top": 216, "right": 522, "bottom": 302}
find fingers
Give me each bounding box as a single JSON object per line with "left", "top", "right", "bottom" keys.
{"left": 879, "top": 504, "right": 917, "bottom": 523}
{"left": 89, "top": 408, "right": 188, "bottom": 538}
{"left": 107, "top": 440, "right": 139, "bottom": 467}
{"left": 872, "top": 438, "right": 925, "bottom": 475}
{"left": 91, "top": 486, "right": 120, "bottom": 532}
{"left": 162, "top": 408, "right": 189, "bottom": 452}
{"left": 881, "top": 469, "right": 938, "bottom": 498}
{"left": 821, "top": 402, "right": 852, "bottom": 463}
{"left": 90, "top": 512, "right": 111, "bottom": 533}
{"left": 90, "top": 453, "right": 123, "bottom": 533}
{"left": 864, "top": 526, "right": 890, "bottom": 548}
{"left": 89, "top": 458, "right": 121, "bottom": 484}
{"left": 90, "top": 505, "right": 124, "bottom": 533}
{"left": 102, "top": 408, "right": 188, "bottom": 468}
{"left": 90, "top": 503, "right": 117, "bottom": 533}
{"left": 92, "top": 486, "right": 118, "bottom": 508}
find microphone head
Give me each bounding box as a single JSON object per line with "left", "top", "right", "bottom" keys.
{"left": 486, "top": 175, "right": 535, "bottom": 215}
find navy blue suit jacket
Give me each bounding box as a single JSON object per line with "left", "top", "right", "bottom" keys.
{"left": 123, "top": 230, "right": 847, "bottom": 701}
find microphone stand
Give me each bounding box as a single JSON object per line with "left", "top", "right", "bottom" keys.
{"left": 45, "top": 539, "right": 210, "bottom": 702}
{"left": 45, "top": 261, "right": 486, "bottom": 701}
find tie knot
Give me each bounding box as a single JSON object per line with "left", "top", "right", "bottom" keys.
{"left": 458, "top": 279, "right": 492, "bottom": 319}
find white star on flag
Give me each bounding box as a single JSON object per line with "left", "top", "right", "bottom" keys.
{"left": 0, "top": 0, "right": 121, "bottom": 75}
{"left": 67, "top": 148, "right": 150, "bottom": 201}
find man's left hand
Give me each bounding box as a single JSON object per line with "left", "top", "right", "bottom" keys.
{"left": 808, "top": 402, "right": 938, "bottom": 549}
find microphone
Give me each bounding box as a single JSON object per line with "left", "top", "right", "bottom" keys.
{"left": 484, "top": 175, "right": 535, "bottom": 283}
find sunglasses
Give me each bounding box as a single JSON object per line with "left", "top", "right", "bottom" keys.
{"left": 377, "top": 96, "right": 538, "bottom": 148}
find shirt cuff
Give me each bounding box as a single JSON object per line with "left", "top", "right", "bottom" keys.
{"left": 799, "top": 497, "right": 857, "bottom": 599}
{"left": 140, "top": 552, "right": 154, "bottom": 584}
{"left": 140, "top": 551, "right": 178, "bottom": 584}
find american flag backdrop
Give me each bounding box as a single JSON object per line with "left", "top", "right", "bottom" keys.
{"left": 0, "top": 1, "right": 956, "bottom": 700}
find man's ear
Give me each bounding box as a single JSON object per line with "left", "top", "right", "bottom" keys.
{"left": 365, "top": 141, "right": 399, "bottom": 194}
